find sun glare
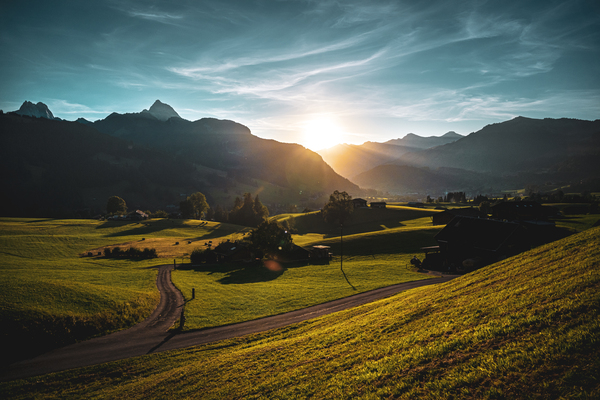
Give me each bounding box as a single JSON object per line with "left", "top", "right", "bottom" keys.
{"left": 302, "top": 117, "right": 344, "bottom": 151}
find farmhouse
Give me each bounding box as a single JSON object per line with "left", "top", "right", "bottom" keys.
{"left": 432, "top": 207, "right": 487, "bottom": 225}
{"left": 370, "top": 202, "right": 387, "bottom": 209}
{"left": 490, "top": 201, "right": 551, "bottom": 222}
{"left": 352, "top": 198, "right": 368, "bottom": 208}
{"left": 423, "top": 216, "right": 526, "bottom": 272}
{"left": 309, "top": 245, "right": 332, "bottom": 264}
{"left": 128, "top": 210, "right": 148, "bottom": 220}
{"left": 213, "top": 240, "right": 253, "bottom": 263}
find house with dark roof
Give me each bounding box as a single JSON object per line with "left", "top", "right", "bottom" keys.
{"left": 424, "top": 216, "right": 526, "bottom": 272}
{"left": 213, "top": 240, "right": 254, "bottom": 263}
{"left": 352, "top": 198, "right": 368, "bottom": 208}
{"left": 490, "top": 201, "right": 551, "bottom": 222}
{"left": 370, "top": 202, "right": 387, "bottom": 209}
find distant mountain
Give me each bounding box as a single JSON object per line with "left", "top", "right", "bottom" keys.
{"left": 0, "top": 113, "right": 196, "bottom": 217}
{"left": 395, "top": 117, "right": 600, "bottom": 174}
{"left": 91, "top": 101, "right": 358, "bottom": 196}
{"left": 76, "top": 117, "right": 93, "bottom": 126}
{"left": 385, "top": 131, "right": 463, "bottom": 149}
{"left": 353, "top": 165, "right": 501, "bottom": 195}
{"left": 143, "top": 99, "right": 181, "bottom": 121}
{"left": 354, "top": 117, "right": 600, "bottom": 196}
{"left": 13, "top": 101, "right": 59, "bottom": 120}
{"left": 0, "top": 100, "right": 358, "bottom": 217}
{"left": 318, "top": 131, "right": 463, "bottom": 180}
{"left": 317, "top": 142, "right": 417, "bottom": 179}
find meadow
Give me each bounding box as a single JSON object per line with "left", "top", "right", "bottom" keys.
{"left": 0, "top": 217, "right": 242, "bottom": 365}
{"left": 3, "top": 226, "right": 598, "bottom": 398}
{"left": 0, "top": 208, "right": 439, "bottom": 364}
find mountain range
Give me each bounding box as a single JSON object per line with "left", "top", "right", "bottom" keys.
{"left": 350, "top": 117, "right": 600, "bottom": 196}
{"left": 1, "top": 100, "right": 357, "bottom": 217}
{"left": 317, "top": 131, "right": 463, "bottom": 179}
{"left": 2, "top": 99, "right": 599, "bottom": 217}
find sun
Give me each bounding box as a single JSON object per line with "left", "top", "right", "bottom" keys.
{"left": 302, "top": 117, "right": 345, "bottom": 151}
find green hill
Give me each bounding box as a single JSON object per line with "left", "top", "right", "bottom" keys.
{"left": 3, "top": 227, "right": 598, "bottom": 398}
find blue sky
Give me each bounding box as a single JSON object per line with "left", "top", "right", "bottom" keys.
{"left": 1, "top": 0, "right": 599, "bottom": 150}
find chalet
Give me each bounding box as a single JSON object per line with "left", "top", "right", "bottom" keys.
{"left": 424, "top": 216, "right": 526, "bottom": 272}
{"left": 285, "top": 244, "right": 311, "bottom": 262}
{"left": 352, "top": 198, "right": 368, "bottom": 208}
{"left": 213, "top": 240, "right": 253, "bottom": 263}
{"left": 490, "top": 201, "right": 552, "bottom": 222}
{"left": 407, "top": 202, "right": 424, "bottom": 208}
{"left": 309, "top": 245, "right": 332, "bottom": 264}
{"left": 432, "top": 207, "right": 486, "bottom": 225}
{"left": 128, "top": 210, "right": 148, "bottom": 221}
{"left": 370, "top": 202, "right": 387, "bottom": 209}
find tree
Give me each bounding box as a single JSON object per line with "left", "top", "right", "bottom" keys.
{"left": 188, "top": 192, "right": 209, "bottom": 219}
{"left": 228, "top": 193, "right": 269, "bottom": 227}
{"left": 322, "top": 190, "right": 353, "bottom": 224}
{"left": 180, "top": 192, "right": 209, "bottom": 219}
{"left": 106, "top": 196, "right": 127, "bottom": 215}
{"left": 248, "top": 220, "right": 293, "bottom": 257}
{"left": 479, "top": 201, "right": 491, "bottom": 215}
{"left": 179, "top": 198, "right": 194, "bottom": 218}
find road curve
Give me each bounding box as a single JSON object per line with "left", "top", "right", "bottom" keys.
{"left": 1, "top": 267, "right": 457, "bottom": 382}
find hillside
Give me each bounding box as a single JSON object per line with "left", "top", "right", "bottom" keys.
{"left": 317, "top": 132, "right": 463, "bottom": 180}
{"left": 317, "top": 141, "right": 417, "bottom": 179}
{"left": 397, "top": 117, "right": 600, "bottom": 174}
{"left": 0, "top": 113, "right": 198, "bottom": 217}
{"left": 385, "top": 130, "right": 463, "bottom": 149}
{"left": 3, "top": 226, "right": 598, "bottom": 398}
{"left": 1, "top": 102, "right": 358, "bottom": 217}
{"left": 92, "top": 103, "right": 358, "bottom": 195}
{"left": 353, "top": 165, "right": 500, "bottom": 195}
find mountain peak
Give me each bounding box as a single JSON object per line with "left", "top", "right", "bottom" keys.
{"left": 145, "top": 100, "right": 181, "bottom": 121}
{"left": 14, "top": 101, "right": 56, "bottom": 119}
{"left": 442, "top": 131, "right": 462, "bottom": 138}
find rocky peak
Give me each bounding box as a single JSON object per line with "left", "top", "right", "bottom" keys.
{"left": 14, "top": 101, "right": 56, "bottom": 119}
{"left": 144, "top": 100, "right": 181, "bottom": 121}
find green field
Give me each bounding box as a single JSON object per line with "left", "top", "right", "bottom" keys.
{"left": 3, "top": 226, "right": 598, "bottom": 398}
{"left": 0, "top": 218, "right": 244, "bottom": 364}
{"left": 173, "top": 220, "right": 440, "bottom": 330}
{"left": 0, "top": 209, "right": 439, "bottom": 362}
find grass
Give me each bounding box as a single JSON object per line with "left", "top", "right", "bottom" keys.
{"left": 0, "top": 217, "right": 245, "bottom": 364}
{"left": 3, "top": 227, "right": 598, "bottom": 398}
{"left": 173, "top": 214, "right": 441, "bottom": 330}
{"left": 272, "top": 206, "right": 439, "bottom": 237}
{"left": 552, "top": 214, "right": 599, "bottom": 232}
{"left": 0, "top": 212, "right": 437, "bottom": 363}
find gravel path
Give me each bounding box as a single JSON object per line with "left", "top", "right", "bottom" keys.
{"left": 1, "top": 265, "right": 457, "bottom": 381}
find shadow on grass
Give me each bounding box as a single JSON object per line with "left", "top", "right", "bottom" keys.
{"left": 178, "top": 260, "right": 314, "bottom": 284}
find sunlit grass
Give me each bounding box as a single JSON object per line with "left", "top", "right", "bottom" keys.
{"left": 5, "top": 227, "right": 598, "bottom": 398}
{"left": 172, "top": 221, "right": 440, "bottom": 330}
{"left": 0, "top": 217, "right": 246, "bottom": 364}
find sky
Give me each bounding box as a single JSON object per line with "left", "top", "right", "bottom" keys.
{"left": 1, "top": 0, "right": 599, "bottom": 150}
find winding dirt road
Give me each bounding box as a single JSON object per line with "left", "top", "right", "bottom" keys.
{"left": 1, "top": 265, "right": 457, "bottom": 381}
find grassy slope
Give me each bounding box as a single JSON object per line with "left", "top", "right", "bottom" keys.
{"left": 173, "top": 208, "right": 440, "bottom": 330}
{"left": 172, "top": 219, "right": 439, "bottom": 330}
{"left": 4, "top": 228, "right": 598, "bottom": 398}
{"left": 0, "top": 218, "right": 243, "bottom": 364}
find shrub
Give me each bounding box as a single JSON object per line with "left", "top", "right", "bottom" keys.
{"left": 190, "top": 248, "right": 214, "bottom": 264}
{"left": 104, "top": 247, "right": 112, "bottom": 257}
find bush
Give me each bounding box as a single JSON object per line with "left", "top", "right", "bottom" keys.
{"left": 103, "top": 246, "right": 157, "bottom": 259}
{"left": 190, "top": 248, "right": 215, "bottom": 264}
